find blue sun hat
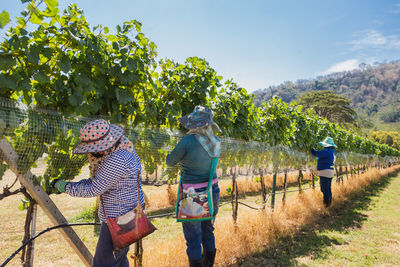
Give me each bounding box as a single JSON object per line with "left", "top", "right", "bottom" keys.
{"left": 179, "top": 106, "right": 220, "bottom": 131}
{"left": 319, "top": 137, "right": 337, "bottom": 148}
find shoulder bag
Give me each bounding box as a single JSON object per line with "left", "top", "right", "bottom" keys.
{"left": 176, "top": 157, "right": 219, "bottom": 222}
{"left": 101, "top": 172, "right": 156, "bottom": 251}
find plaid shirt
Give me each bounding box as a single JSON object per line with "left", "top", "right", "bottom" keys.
{"left": 66, "top": 149, "right": 144, "bottom": 222}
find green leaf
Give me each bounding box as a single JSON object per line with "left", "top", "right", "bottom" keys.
{"left": 0, "top": 11, "right": 10, "bottom": 29}
{"left": 18, "top": 203, "right": 25, "bottom": 211}
{"left": 119, "top": 90, "right": 131, "bottom": 105}
{"left": 19, "top": 28, "right": 28, "bottom": 35}
{"left": 0, "top": 74, "right": 18, "bottom": 89}
{"left": 69, "top": 92, "right": 81, "bottom": 106}
{"left": 112, "top": 41, "right": 119, "bottom": 50}
{"left": 127, "top": 58, "right": 137, "bottom": 71}
{"left": 60, "top": 55, "right": 71, "bottom": 73}
{"left": 120, "top": 45, "right": 129, "bottom": 54}
{"left": 27, "top": 46, "right": 40, "bottom": 64}
{"left": 34, "top": 72, "right": 50, "bottom": 83}
{"left": 44, "top": 0, "right": 58, "bottom": 11}
{"left": 41, "top": 47, "right": 53, "bottom": 59}
{"left": 36, "top": 93, "right": 50, "bottom": 105}
{"left": 0, "top": 55, "right": 16, "bottom": 70}
{"left": 18, "top": 81, "right": 31, "bottom": 91}
{"left": 27, "top": 3, "right": 44, "bottom": 24}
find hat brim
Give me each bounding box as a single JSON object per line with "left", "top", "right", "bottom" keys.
{"left": 319, "top": 141, "right": 337, "bottom": 148}
{"left": 72, "top": 124, "right": 124, "bottom": 154}
{"left": 179, "top": 115, "right": 216, "bottom": 130}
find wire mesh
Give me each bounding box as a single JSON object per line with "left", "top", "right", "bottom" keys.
{"left": 0, "top": 97, "right": 398, "bottom": 188}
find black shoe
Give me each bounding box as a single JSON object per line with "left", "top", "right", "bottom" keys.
{"left": 324, "top": 197, "right": 332, "bottom": 207}
{"left": 189, "top": 259, "right": 203, "bottom": 267}
{"left": 203, "top": 250, "right": 216, "bottom": 267}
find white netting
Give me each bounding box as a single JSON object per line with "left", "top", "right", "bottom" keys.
{"left": 0, "top": 97, "right": 397, "bottom": 191}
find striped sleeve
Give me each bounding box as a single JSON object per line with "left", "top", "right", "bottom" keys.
{"left": 66, "top": 153, "right": 127, "bottom": 198}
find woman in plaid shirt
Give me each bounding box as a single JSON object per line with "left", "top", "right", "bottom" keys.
{"left": 52, "top": 119, "right": 144, "bottom": 267}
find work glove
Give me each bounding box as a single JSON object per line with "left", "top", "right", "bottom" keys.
{"left": 50, "top": 179, "right": 68, "bottom": 193}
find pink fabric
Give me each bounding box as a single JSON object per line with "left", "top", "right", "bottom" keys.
{"left": 182, "top": 178, "right": 218, "bottom": 190}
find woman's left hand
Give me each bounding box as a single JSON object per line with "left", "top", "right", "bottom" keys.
{"left": 51, "top": 179, "right": 68, "bottom": 193}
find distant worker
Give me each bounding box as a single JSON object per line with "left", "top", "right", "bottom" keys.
{"left": 311, "top": 137, "right": 337, "bottom": 207}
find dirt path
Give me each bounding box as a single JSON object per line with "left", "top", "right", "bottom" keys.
{"left": 235, "top": 173, "right": 400, "bottom": 267}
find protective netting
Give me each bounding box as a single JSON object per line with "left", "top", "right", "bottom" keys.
{"left": 0, "top": 97, "right": 398, "bottom": 190}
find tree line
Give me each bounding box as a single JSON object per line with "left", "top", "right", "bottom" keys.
{"left": 253, "top": 61, "right": 400, "bottom": 124}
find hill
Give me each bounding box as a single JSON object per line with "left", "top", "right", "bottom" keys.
{"left": 253, "top": 61, "right": 400, "bottom": 131}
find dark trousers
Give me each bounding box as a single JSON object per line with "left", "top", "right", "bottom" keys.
{"left": 182, "top": 184, "right": 220, "bottom": 260}
{"left": 93, "top": 222, "right": 130, "bottom": 267}
{"left": 319, "top": 176, "right": 332, "bottom": 207}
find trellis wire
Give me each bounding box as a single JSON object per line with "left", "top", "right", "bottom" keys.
{"left": 1, "top": 97, "right": 399, "bottom": 266}
{"left": 0, "top": 97, "right": 396, "bottom": 187}
{"left": 0, "top": 198, "right": 273, "bottom": 267}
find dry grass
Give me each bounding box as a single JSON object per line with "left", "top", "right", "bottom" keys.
{"left": 1, "top": 166, "right": 397, "bottom": 267}
{"left": 144, "top": 171, "right": 306, "bottom": 211}
{"left": 139, "top": 165, "right": 400, "bottom": 267}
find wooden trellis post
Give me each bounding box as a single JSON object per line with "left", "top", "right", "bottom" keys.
{"left": 271, "top": 172, "right": 277, "bottom": 211}
{"left": 298, "top": 170, "right": 303, "bottom": 193}
{"left": 259, "top": 168, "right": 266, "bottom": 207}
{"left": 28, "top": 203, "right": 37, "bottom": 267}
{"left": 282, "top": 170, "right": 288, "bottom": 203}
{"left": 231, "top": 170, "right": 238, "bottom": 224}
{"left": 0, "top": 139, "right": 93, "bottom": 267}
{"left": 311, "top": 173, "right": 315, "bottom": 189}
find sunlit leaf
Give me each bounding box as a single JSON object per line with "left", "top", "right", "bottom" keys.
{"left": 0, "top": 11, "right": 10, "bottom": 29}
{"left": 44, "top": 0, "right": 58, "bottom": 11}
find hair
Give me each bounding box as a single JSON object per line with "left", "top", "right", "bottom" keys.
{"left": 187, "top": 124, "right": 213, "bottom": 136}
{"left": 187, "top": 124, "right": 220, "bottom": 136}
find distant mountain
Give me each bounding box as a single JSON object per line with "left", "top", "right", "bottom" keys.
{"left": 253, "top": 61, "right": 400, "bottom": 126}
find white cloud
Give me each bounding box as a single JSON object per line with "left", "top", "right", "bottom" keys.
{"left": 391, "top": 3, "right": 400, "bottom": 14}
{"left": 370, "top": 19, "right": 384, "bottom": 26}
{"left": 321, "top": 59, "right": 360, "bottom": 75}
{"left": 351, "top": 30, "right": 386, "bottom": 47}
{"left": 350, "top": 29, "right": 400, "bottom": 50}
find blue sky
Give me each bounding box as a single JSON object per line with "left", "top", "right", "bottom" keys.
{"left": 2, "top": 0, "right": 400, "bottom": 92}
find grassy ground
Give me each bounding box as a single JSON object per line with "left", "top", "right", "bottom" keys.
{"left": 235, "top": 171, "right": 400, "bottom": 267}
{"left": 1, "top": 166, "right": 398, "bottom": 267}
{"left": 0, "top": 168, "right": 311, "bottom": 267}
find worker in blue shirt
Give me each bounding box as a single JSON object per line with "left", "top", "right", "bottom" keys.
{"left": 311, "top": 137, "right": 337, "bottom": 207}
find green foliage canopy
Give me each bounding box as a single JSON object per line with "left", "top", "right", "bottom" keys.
{"left": 0, "top": 0, "right": 157, "bottom": 124}
{"left": 370, "top": 130, "right": 400, "bottom": 150}
{"left": 296, "top": 90, "right": 356, "bottom": 127}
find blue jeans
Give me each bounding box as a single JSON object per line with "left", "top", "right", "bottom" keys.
{"left": 93, "top": 222, "right": 130, "bottom": 267}
{"left": 320, "top": 176, "right": 332, "bottom": 206}
{"left": 182, "top": 183, "right": 220, "bottom": 261}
